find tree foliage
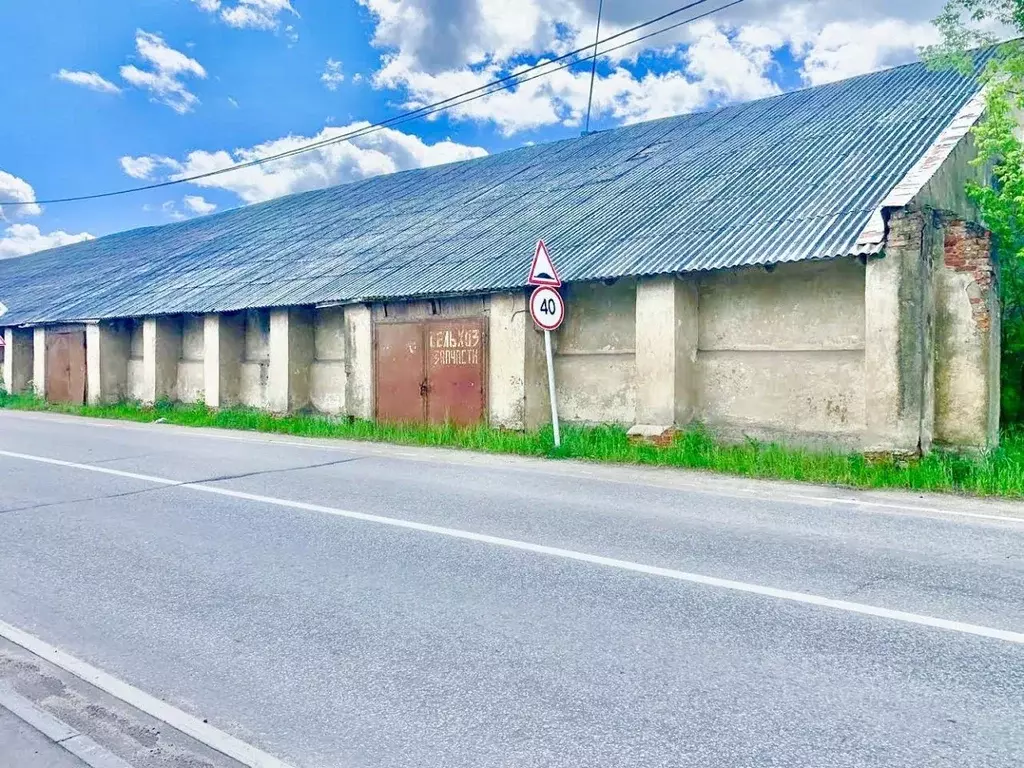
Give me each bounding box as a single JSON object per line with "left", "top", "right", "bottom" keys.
{"left": 928, "top": 0, "right": 1024, "bottom": 421}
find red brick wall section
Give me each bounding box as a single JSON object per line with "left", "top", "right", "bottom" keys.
{"left": 943, "top": 220, "right": 994, "bottom": 332}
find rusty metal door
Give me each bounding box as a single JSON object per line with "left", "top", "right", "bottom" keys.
{"left": 46, "top": 331, "right": 87, "bottom": 405}
{"left": 425, "top": 319, "right": 485, "bottom": 426}
{"left": 375, "top": 322, "right": 426, "bottom": 423}
{"left": 375, "top": 318, "right": 487, "bottom": 426}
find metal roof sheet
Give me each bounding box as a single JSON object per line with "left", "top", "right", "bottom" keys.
{"left": 0, "top": 54, "right": 991, "bottom": 326}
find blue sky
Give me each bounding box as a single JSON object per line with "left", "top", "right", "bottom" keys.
{"left": 0, "top": 0, "right": 944, "bottom": 258}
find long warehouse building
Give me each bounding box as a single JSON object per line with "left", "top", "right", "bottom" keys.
{"left": 0, "top": 56, "right": 1001, "bottom": 453}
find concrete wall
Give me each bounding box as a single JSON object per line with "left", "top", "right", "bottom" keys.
{"left": 240, "top": 309, "right": 270, "bottom": 409}
{"left": 311, "top": 307, "right": 346, "bottom": 414}
{"left": 177, "top": 314, "right": 205, "bottom": 404}
{"left": 552, "top": 279, "right": 637, "bottom": 425}
{"left": 914, "top": 133, "right": 987, "bottom": 222}
{"left": 127, "top": 320, "right": 146, "bottom": 402}
{"left": 2, "top": 327, "right": 33, "bottom": 395}
{"left": 86, "top": 320, "right": 131, "bottom": 404}
{"left": 696, "top": 259, "right": 867, "bottom": 446}
{"left": 488, "top": 291, "right": 548, "bottom": 430}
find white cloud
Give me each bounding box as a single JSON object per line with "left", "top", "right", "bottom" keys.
{"left": 162, "top": 201, "right": 188, "bottom": 221}
{"left": 183, "top": 195, "right": 217, "bottom": 215}
{"left": 0, "top": 224, "right": 94, "bottom": 259}
{"left": 376, "top": 23, "right": 780, "bottom": 134}
{"left": 124, "top": 124, "right": 487, "bottom": 205}
{"left": 797, "top": 18, "right": 939, "bottom": 86}
{"left": 0, "top": 171, "right": 42, "bottom": 218}
{"left": 120, "top": 30, "right": 207, "bottom": 114}
{"left": 284, "top": 24, "right": 299, "bottom": 44}
{"left": 359, "top": 0, "right": 948, "bottom": 134}
{"left": 54, "top": 69, "right": 122, "bottom": 94}
{"left": 119, "top": 156, "right": 158, "bottom": 179}
{"left": 228, "top": 96, "right": 240, "bottom": 107}
{"left": 321, "top": 58, "right": 345, "bottom": 90}
{"left": 192, "top": 0, "right": 297, "bottom": 31}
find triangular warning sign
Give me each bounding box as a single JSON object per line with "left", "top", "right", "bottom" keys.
{"left": 528, "top": 240, "right": 561, "bottom": 287}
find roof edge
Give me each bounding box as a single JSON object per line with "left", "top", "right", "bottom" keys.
{"left": 855, "top": 87, "right": 987, "bottom": 247}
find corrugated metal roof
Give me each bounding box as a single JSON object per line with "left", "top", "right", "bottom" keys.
{"left": 0, "top": 54, "right": 991, "bottom": 326}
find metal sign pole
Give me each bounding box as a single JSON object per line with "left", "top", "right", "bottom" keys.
{"left": 543, "top": 329, "right": 560, "bottom": 447}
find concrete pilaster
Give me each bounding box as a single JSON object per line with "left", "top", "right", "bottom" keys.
{"left": 3, "top": 328, "right": 33, "bottom": 395}
{"left": 86, "top": 321, "right": 131, "bottom": 404}
{"left": 268, "top": 308, "right": 314, "bottom": 413}
{"left": 865, "top": 210, "right": 932, "bottom": 453}
{"left": 933, "top": 216, "right": 1000, "bottom": 447}
{"left": 632, "top": 276, "right": 698, "bottom": 432}
{"left": 32, "top": 327, "right": 46, "bottom": 399}
{"left": 344, "top": 304, "right": 374, "bottom": 420}
{"left": 203, "top": 312, "right": 245, "bottom": 408}
{"left": 142, "top": 316, "right": 182, "bottom": 404}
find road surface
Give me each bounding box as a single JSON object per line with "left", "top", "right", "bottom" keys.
{"left": 0, "top": 409, "right": 1021, "bottom": 768}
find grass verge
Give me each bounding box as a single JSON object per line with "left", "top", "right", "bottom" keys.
{"left": 2, "top": 391, "right": 1024, "bottom": 499}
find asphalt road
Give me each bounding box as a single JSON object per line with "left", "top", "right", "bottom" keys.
{"left": 0, "top": 409, "right": 1021, "bottom": 768}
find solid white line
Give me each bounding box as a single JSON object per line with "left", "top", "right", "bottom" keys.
{"left": 2, "top": 448, "right": 1023, "bottom": 645}
{"left": 5, "top": 408, "right": 1024, "bottom": 525}
{"left": 0, "top": 617, "right": 295, "bottom": 768}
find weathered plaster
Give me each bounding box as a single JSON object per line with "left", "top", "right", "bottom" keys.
{"left": 553, "top": 279, "right": 637, "bottom": 425}
{"left": 345, "top": 304, "right": 373, "bottom": 420}
{"left": 176, "top": 314, "right": 205, "bottom": 404}
{"left": 934, "top": 216, "right": 1000, "bottom": 446}
{"left": 311, "top": 307, "right": 346, "bottom": 414}
{"left": 240, "top": 310, "right": 270, "bottom": 409}
{"left": 86, "top": 320, "right": 131, "bottom": 404}
{"left": 2, "top": 327, "right": 33, "bottom": 395}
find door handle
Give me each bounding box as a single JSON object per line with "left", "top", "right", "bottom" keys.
{"left": 420, "top": 380, "right": 429, "bottom": 397}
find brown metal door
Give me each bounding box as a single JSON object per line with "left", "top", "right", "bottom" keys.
{"left": 426, "top": 319, "right": 485, "bottom": 426}
{"left": 375, "top": 322, "right": 426, "bottom": 423}
{"left": 45, "top": 331, "right": 86, "bottom": 405}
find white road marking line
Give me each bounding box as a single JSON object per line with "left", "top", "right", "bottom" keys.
{"left": 0, "top": 619, "right": 295, "bottom": 768}
{"left": 2, "top": 448, "right": 1023, "bottom": 645}
{"left": 4, "top": 409, "right": 1023, "bottom": 525}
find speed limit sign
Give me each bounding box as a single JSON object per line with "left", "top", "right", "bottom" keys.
{"left": 530, "top": 286, "right": 564, "bottom": 331}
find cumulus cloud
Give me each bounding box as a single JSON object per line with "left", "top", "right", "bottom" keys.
{"left": 359, "top": 0, "right": 948, "bottom": 134}
{"left": 0, "top": 224, "right": 94, "bottom": 259}
{"left": 0, "top": 171, "right": 42, "bottom": 218}
{"left": 122, "top": 124, "right": 487, "bottom": 204}
{"left": 0, "top": 170, "right": 93, "bottom": 258}
{"left": 120, "top": 30, "right": 207, "bottom": 114}
{"left": 191, "top": 0, "right": 297, "bottom": 31}
{"left": 321, "top": 58, "right": 345, "bottom": 90}
{"left": 54, "top": 69, "right": 122, "bottom": 94}
{"left": 183, "top": 195, "right": 217, "bottom": 215}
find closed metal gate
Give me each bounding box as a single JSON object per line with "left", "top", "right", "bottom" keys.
{"left": 46, "top": 330, "right": 87, "bottom": 405}
{"left": 375, "top": 318, "right": 486, "bottom": 426}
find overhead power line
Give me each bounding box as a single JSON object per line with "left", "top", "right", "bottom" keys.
{"left": 3, "top": 0, "right": 746, "bottom": 207}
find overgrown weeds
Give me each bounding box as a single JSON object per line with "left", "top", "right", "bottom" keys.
{"left": 3, "top": 392, "right": 1024, "bottom": 499}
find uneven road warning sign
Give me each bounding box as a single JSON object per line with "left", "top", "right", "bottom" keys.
{"left": 527, "top": 240, "right": 564, "bottom": 448}
{"left": 528, "top": 240, "right": 561, "bottom": 287}
{"left": 530, "top": 286, "right": 564, "bottom": 331}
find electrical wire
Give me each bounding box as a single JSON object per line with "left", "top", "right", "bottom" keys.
{"left": 2, "top": 0, "right": 746, "bottom": 207}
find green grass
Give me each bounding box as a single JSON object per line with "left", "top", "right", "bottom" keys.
{"left": 3, "top": 390, "right": 1024, "bottom": 499}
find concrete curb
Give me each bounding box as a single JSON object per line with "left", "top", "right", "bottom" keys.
{"left": 0, "top": 685, "right": 135, "bottom": 768}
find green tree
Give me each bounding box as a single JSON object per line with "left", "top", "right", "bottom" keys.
{"left": 928, "top": 1, "right": 1024, "bottom": 421}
